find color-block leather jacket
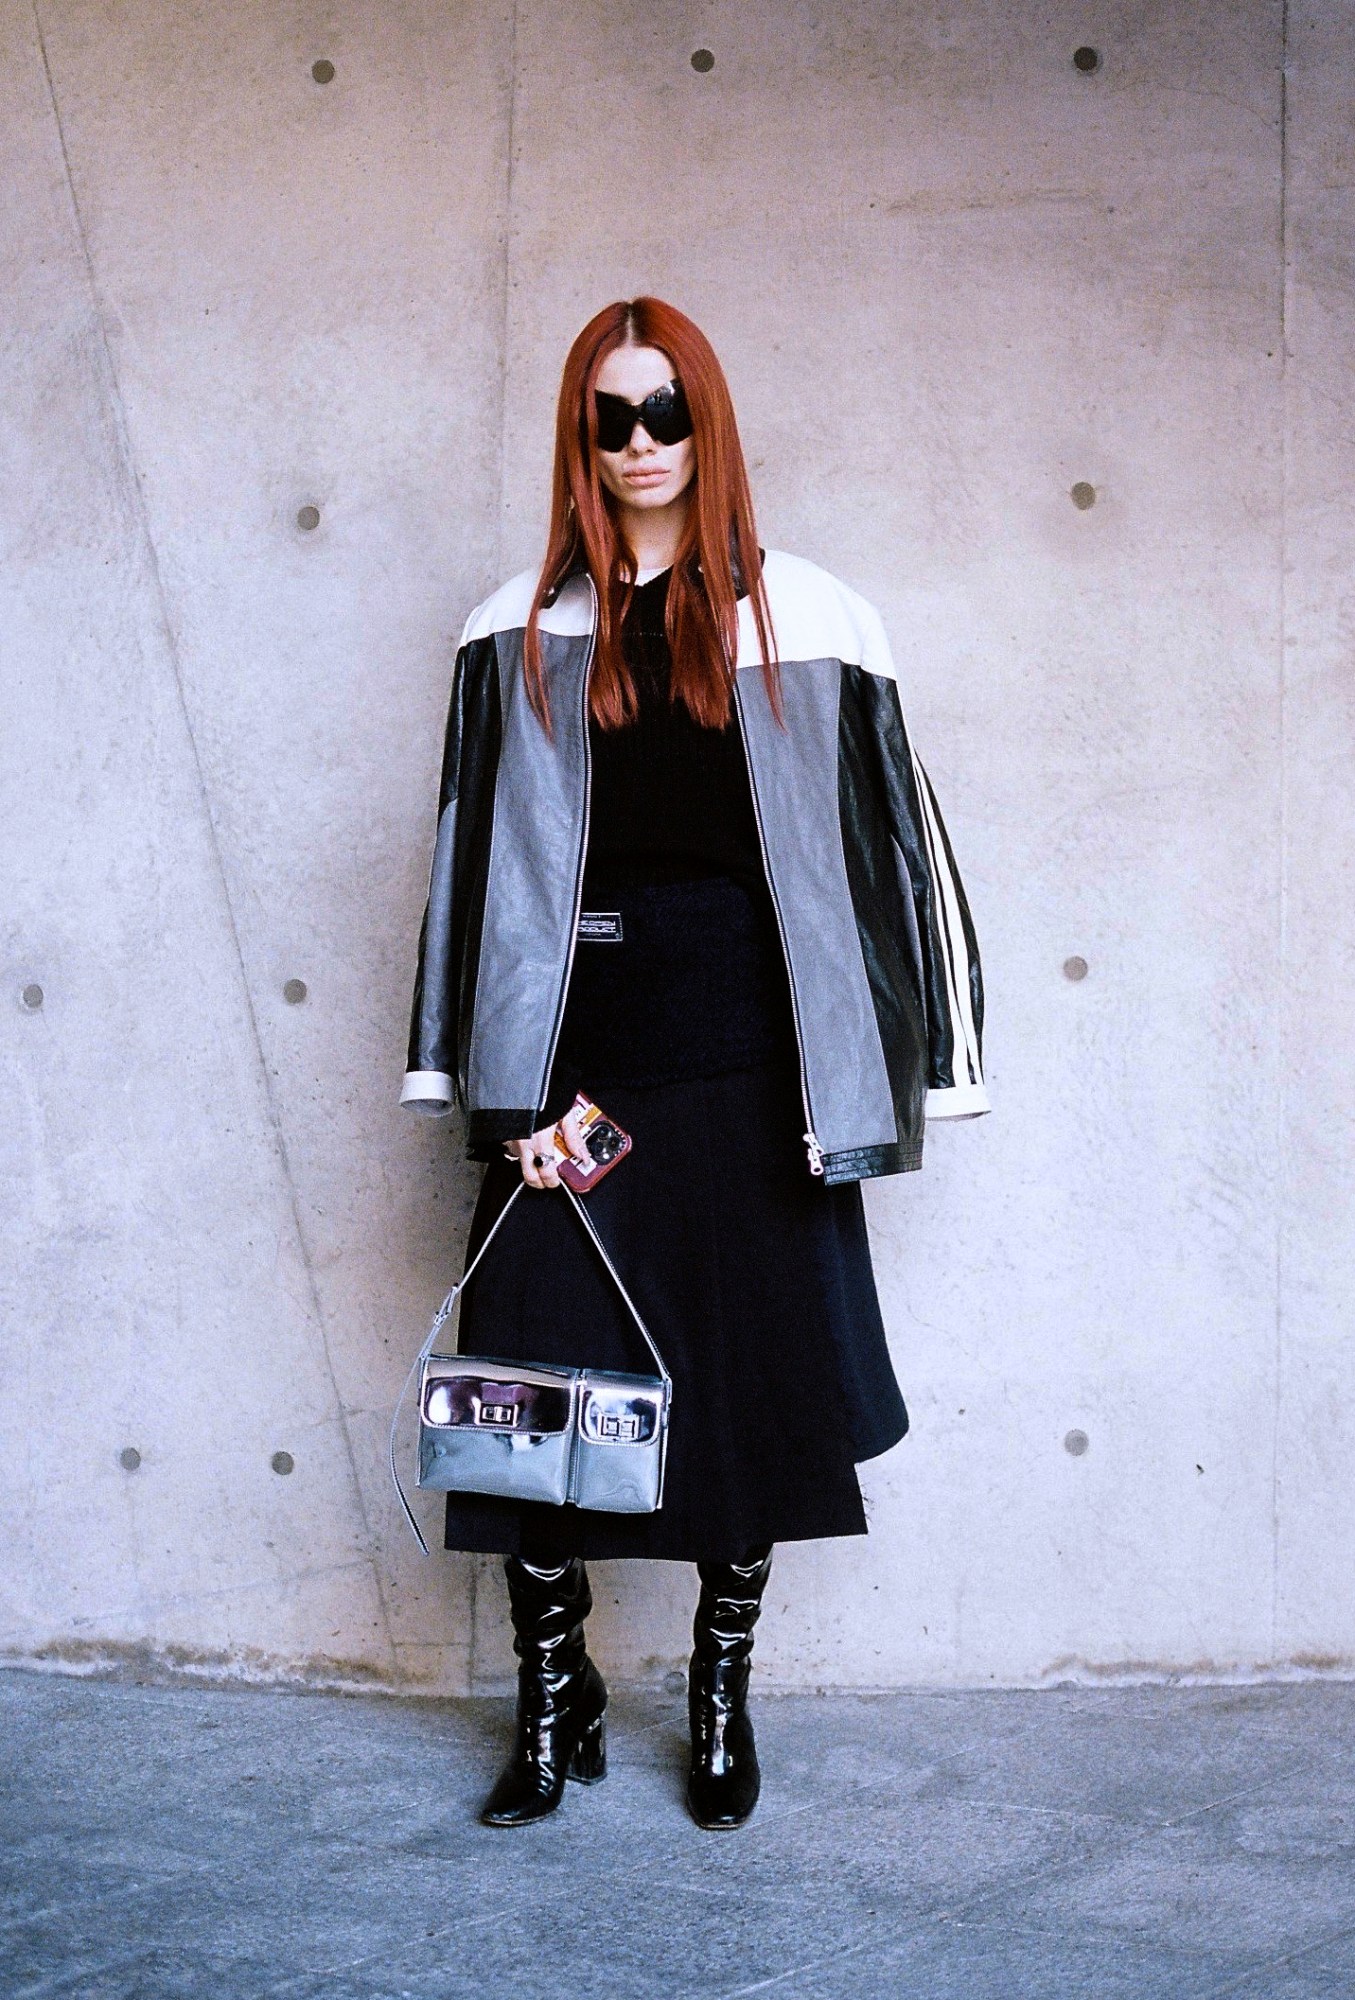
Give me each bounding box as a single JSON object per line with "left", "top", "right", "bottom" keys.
{"left": 401, "top": 550, "right": 988, "bottom": 1184}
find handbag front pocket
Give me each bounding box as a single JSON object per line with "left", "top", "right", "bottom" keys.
{"left": 570, "top": 1370, "right": 671, "bottom": 1514}
{"left": 418, "top": 1357, "right": 578, "bottom": 1506}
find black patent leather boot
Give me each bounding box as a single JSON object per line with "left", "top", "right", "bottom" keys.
{"left": 687, "top": 1546, "right": 773, "bottom": 1830}
{"left": 480, "top": 1556, "right": 607, "bottom": 1827}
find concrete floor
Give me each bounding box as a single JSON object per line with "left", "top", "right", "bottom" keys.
{"left": 3, "top": 1672, "right": 1355, "bottom": 1999}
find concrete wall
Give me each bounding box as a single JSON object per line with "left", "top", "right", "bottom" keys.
{"left": 1, "top": 0, "right": 1350, "bottom": 1694}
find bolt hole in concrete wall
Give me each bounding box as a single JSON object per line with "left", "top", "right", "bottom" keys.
{"left": 3, "top": 1, "right": 1353, "bottom": 1699}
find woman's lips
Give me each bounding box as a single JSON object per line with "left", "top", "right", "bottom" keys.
{"left": 623, "top": 467, "right": 668, "bottom": 484}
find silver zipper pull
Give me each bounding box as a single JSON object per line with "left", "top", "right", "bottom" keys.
{"left": 804, "top": 1133, "right": 825, "bottom": 1177}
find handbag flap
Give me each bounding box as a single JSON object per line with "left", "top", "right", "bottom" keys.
{"left": 422, "top": 1356, "right": 575, "bottom": 1436}
{"left": 578, "top": 1372, "right": 668, "bottom": 1447}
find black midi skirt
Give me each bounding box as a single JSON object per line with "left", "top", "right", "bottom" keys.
{"left": 442, "top": 874, "right": 907, "bottom": 1565}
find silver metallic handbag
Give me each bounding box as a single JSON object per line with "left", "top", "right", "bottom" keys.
{"left": 390, "top": 1184, "right": 671, "bottom": 1552}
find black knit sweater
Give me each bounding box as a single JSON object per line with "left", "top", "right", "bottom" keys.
{"left": 582, "top": 567, "right": 764, "bottom": 897}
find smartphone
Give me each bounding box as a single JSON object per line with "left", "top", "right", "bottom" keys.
{"left": 553, "top": 1094, "right": 632, "bottom": 1193}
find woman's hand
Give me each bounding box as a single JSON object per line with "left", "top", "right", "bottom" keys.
{"left": 503, "top": 1107, "right": 591, "bottom": 1190}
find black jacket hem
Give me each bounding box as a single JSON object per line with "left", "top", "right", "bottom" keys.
{"left": 467, "top": 1107, "right": 541, "bottom": 1159}
{"left": 821, "top": 1140, "right": 923, "bottom": 1184}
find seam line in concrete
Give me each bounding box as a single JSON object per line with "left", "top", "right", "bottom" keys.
{"left": 1270, "top": 0, "right": 1290, "bottom": 1665}
{"left": 467, "top": 0, "right": 520, "bottom": 1694}
{"left": 492, "top": 0, "right": 521, "bottom": 589}
{"left": 27, "top": 1, "right": 399, "bottom": 1678}
{"left": 888, "top": 1758, "right": 1308, "bottom": 1987}
{"left": 1202, "top": 1918, "right": 1355, "bottom": 2000}
{"left": 1158, "top": 1770, "right": 1291, "bottom": 1828}
{"left": 716, "top": 1924, "right": 902, "bottom": 1999}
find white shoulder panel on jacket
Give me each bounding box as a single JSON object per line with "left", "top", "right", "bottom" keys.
{"left": 459, "top": 568, "right": 593, "bottom": 646}
{"left": 460, "top": 552, "right": 897, "bottom": 668}
{"left": 736, "top": 550, "right": 898, "bottom": 680}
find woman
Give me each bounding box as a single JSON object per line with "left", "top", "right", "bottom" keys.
{"left": 401, "top": 297, "right": 988, "bottom": 1830}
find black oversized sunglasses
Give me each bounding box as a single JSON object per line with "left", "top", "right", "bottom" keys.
{"left": 593, "top": 379, "right": 694, "bottom": 453}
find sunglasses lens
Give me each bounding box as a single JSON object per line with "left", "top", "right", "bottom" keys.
{"left": 641, "top": 383, "right": 693, "bottom": 446}
{"left": 594, "top": 393, "right": 635, "bottom": 453}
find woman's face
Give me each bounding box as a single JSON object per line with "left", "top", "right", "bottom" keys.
{"left": 593, "top": 343, "right": 696, "bottom": 515}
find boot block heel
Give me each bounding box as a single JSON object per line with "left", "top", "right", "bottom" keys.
{"left": 566, "top": 1712, "right": 607, "bottom": 1785}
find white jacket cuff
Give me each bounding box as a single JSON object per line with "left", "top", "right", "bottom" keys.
{"left": 925, "top": 1081, "right": 991, "bottom": 1119}
{"left": 400, "top": 1069, "right": 455, "bottom": 1116}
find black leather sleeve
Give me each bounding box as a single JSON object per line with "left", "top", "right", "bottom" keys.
{"left": 405, "top": 637, "right": 502, "bottom": 1096}
{"left": 853, "top": 669, "right": 984, "bottom": 1092}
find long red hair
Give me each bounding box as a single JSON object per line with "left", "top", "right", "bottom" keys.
{"left": 524, "top": 297, "right": 779, "bottom": 732}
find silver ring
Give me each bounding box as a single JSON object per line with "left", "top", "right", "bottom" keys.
{"left": 531, "top": 1153, "right": 546, "bottom": 1170}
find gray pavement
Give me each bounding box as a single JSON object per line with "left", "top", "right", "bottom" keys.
{"left": 3, "top": 1670, "right": 1355, "bottom": 1999}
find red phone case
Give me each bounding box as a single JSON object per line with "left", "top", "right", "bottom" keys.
{"left": 553, "top": 1094, "right": 633, "bottom": 1193}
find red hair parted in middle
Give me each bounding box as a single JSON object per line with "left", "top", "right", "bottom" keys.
{"left": 524, "top": 298, "right": 779, "bottom": 733}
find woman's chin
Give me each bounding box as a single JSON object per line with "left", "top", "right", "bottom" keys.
{"left": 619, "top": 482, "right": 681, "bottom": 511}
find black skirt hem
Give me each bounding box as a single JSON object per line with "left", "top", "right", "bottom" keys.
{"left": 441, "top": 1499, "right": 869, "bottom": 1566}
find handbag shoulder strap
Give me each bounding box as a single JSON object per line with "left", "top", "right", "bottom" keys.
{"left": 561, "top": 1186, "right": 670, "bottom": 1388}
{"left": 389, "top": 1179, "right": 668, "bottom": 1553}
{"left": 447, "top": 1184, "right": 668, "bottom": 1381}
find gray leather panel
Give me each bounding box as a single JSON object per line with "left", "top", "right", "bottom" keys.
{"left": 467, "top": 630, "right": 591, "bottom": 1112}
{"left": 414, "top": 798, "right": 458, "bottom": 1069}
{"left": 736, "top": 662, "right": 896, "bottom": 1157}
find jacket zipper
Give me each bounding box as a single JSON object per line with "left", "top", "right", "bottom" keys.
{"left": 535, "top": 575, "right": 599, "bottom": 1120}
{"left": 733, "top": 681, "right": 825, "bottom": 1177}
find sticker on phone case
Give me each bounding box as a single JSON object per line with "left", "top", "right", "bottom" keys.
{"left": 553, "top": 1094, "right": 632, "bottom": 1188}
